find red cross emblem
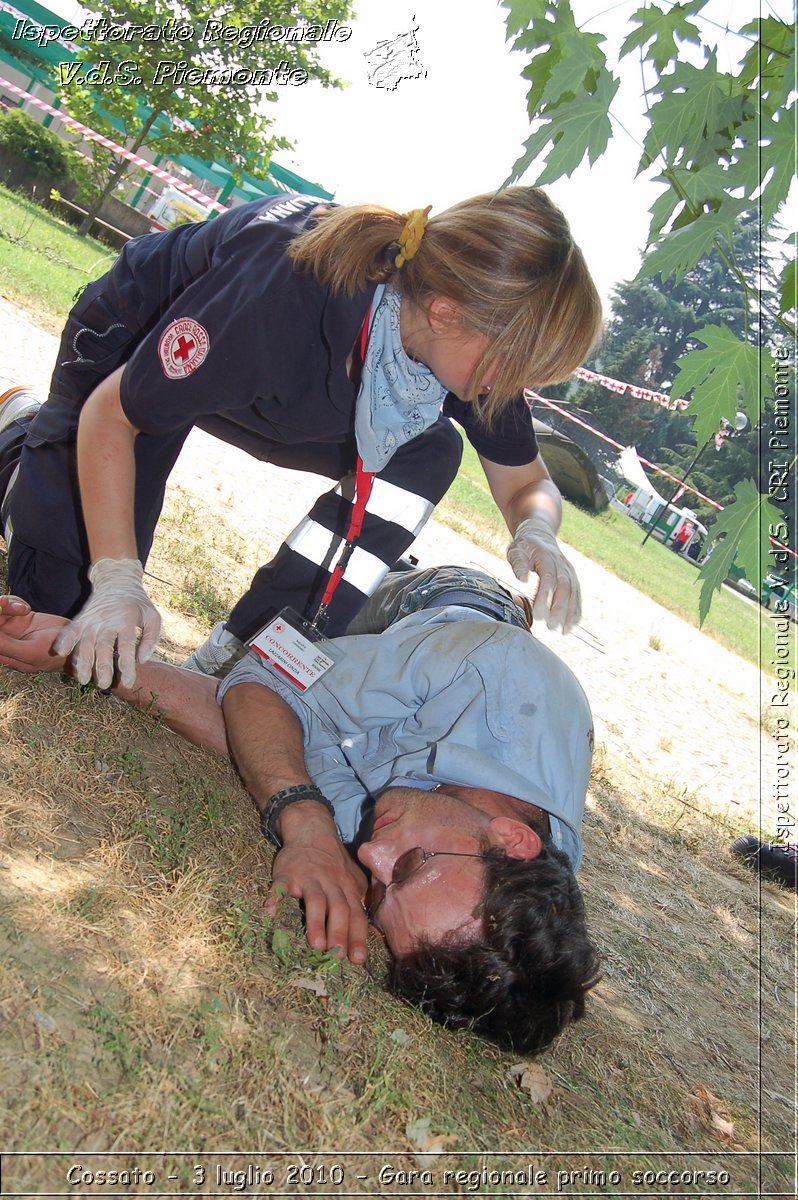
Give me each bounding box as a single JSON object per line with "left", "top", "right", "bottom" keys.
{"left": 173, "top": 335, "right": 195, "bottom": 362}
{"left": 158, "top": 318, "right": 209, "bottom": 379}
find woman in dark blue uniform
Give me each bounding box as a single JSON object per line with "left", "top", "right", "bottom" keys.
{"left": 0, "top": 187, "right": 602, "bottom": 689}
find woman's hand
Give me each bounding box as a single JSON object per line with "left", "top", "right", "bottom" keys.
{"left": 507, "top": 516, "right": 582, "bottom": 634}
{"left": 53, "top": 558, "right": 161, "bottom": 689}
{"left": 63, "top": 366, "right": 154, "bottom": 688}
{"left": 479, "top": 453, "right": 581, "bottom": 634}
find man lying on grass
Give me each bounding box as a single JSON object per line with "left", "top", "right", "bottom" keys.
{"left": 0, "top": 566, "right": 599, "bottom": 1054}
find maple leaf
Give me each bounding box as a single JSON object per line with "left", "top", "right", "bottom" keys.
{"left": 545, "top": 30, "right": 608, "bottom": 103}
{"left": 620, "top": 1, "right": 703, "bottom": 72}
{"left": 738, "top": 17, "right": 795, "bottom": 101}
{"left": 520, "top": 43, "right": 564, "bottom": 116}
{"left": 671, "top": 325, "right": 766, "bottom": 446}
{"left": 663, "top": 162, "right": 732, "bottom": 213}
{"left": 756, "top": 109, "right": 797, "bottom": 225}
{"left": 509, "top": 68, "right": 618, "bottom": 185}
{"left": 642, "top": 57, "right": 743, "bottom": 170}
{"left": 501, "top": 0, "right": 550, "bottom": 39}
{"left": 647, "top": 162, "right": 734, "bottom": 239}
{"left": 635, "top": 202, "right": 746, "bottom": 285}
{"left": 698, "top": 479, "right": 781, "bottom": 624}
{"left": 734, "top": 108, "right": 796, "bottom": 188}
{"left": 509, "top": 1061, "right": 554, "bottom": 1102}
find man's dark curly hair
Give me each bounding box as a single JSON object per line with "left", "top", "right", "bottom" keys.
{"left": 386, "top": 837, "right": 600, "bottom": 1054}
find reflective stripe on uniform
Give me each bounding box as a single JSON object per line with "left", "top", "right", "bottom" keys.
{"left": 1, "top": 463, "right": 20, "bottom": 547}
{"left": 286, "top": 517, "right": 390, "bottom": 595}
{"left": 333, "top": 477, "right": 434, "bottom": 535}
{"left": 338, "top": 544, "right": 390, "bottom": 595}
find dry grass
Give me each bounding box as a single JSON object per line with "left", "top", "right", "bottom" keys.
{"left": 1, "top": 492, "right": 795, "bottom": 1196}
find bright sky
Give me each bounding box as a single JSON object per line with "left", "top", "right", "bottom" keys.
{"left": 271, "top": 0, "right": 648, "bottom": 303}
{"left": 267, "top": 0, "right": 783, "bottom": 305}
{"left": 44, "top": 0, "right": 791, "bottom": 307}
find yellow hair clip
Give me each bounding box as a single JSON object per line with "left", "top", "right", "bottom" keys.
{"left": 394, "top": 205, "right": 432, "bottom": 268}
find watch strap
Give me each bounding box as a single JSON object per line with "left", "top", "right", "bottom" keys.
{"left": 261, "top": 784, "right": 335, "bottom": 848}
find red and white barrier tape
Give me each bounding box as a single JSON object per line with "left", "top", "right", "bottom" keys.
{"left": 0, "top": 75, "right": 227, "bottom": 212}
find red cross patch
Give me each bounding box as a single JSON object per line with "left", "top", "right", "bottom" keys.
{"left": 158, "top": 318, "right": 210, "bottom": 379}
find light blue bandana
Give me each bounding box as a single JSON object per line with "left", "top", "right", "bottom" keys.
{"left": 355, "top": 283, "right": 447, "bottom": 472}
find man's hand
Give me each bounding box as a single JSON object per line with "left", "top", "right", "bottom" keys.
{"left": 222, "top": 682, "right": 370, "bottom": 963}
{"left": 266, "top": 815, "right": 369, "bottom": 965}
{"left": 0, "top": 596, "right": 69, "bottom": 673}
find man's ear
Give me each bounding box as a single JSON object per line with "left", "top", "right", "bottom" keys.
{"left": 425, "top": 295, "right": 463, "bottom": 333}
{"left": 486, "top": 816, "right": 543, "bottom": 861}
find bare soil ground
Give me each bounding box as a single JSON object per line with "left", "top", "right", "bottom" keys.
{"left": 0, "top": 296, "right": 794, "bottom": 1195}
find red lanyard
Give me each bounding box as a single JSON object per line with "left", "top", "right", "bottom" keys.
{"left": 311, "top": 307, "right": 375, "bottom": 631}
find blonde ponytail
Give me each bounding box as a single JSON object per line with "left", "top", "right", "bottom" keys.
{"left": 288, "top": 204, "right": 408, "bottom": 294}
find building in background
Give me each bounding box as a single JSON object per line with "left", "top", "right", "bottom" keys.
{"left": 0, "top": 0, "right": 332, "bottom": 228}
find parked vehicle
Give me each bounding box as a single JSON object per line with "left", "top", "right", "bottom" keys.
{"left": 147, "top": 186, "right": 214, "bottom": 231}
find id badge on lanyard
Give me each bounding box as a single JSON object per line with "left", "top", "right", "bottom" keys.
{"left": 246, "top": 306, "right": 375, "bottom": 694}
{"left": 248, "top": 608, "right": 339, "bottom": 692}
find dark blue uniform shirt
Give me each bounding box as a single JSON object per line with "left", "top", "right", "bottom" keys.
{"left": 9, "top": 193, "right": 539, "bottom": 574}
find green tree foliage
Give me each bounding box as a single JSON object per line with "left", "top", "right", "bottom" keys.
{"left": 0, "top": 108, "right": 78, "bottom": 184}
{"left": 56, "top": 1, "right": 352, "bottom": 232}
{"left": 572, "top": 217, "right": 782, "bottom": 526}
{"left": 503, "top": 0, "right": 795, "bottom": 617}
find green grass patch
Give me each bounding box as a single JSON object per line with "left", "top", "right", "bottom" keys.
{"left": 438, "top": 436, "right": 767, "bottom": 667}
{"left": 0, "top": 184, "right": 114, "bottom": 322}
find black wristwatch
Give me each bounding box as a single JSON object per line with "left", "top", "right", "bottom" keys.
{"left": 261, "top": 784, "right": 335, "bottom": 848}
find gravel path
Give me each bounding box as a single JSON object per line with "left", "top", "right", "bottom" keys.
{"left": 0, "top": 296, "right": 764, "bottom": 828}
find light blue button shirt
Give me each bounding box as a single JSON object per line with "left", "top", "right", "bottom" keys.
{"left": 218, "top": 608, "right": 593, "bottom": 868}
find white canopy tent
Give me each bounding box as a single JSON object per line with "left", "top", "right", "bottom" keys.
{"left": 618, "top": 447, "right": 667, "bottom": 505}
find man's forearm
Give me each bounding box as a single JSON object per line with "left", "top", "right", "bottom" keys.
{"left": 221, "top": 682, "right": 339, "bottom": 841}
{"left": 0, "top": 598, "right": 228, "bottom": 755}
{"left": 222, "top": 680, "right": 369, "bottom": 962}
{"left": 222, "top": 682, "right": 311, "bottom": 806}
{"left": 114, "top": 663, "right": 228, "bottom": 756}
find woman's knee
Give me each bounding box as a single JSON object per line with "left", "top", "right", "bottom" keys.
{"left": 382, "top": 416, "right": 463, "bottom": 503}
{"left": 6, "top": 540, "right": 87, "bottom": 618}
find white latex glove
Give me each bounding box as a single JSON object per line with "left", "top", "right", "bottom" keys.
{"left": 506, "top": 516, "right": 581, "bottom": 634}
{"left": 53, "top": 558, "right": 161, "bottom": 689}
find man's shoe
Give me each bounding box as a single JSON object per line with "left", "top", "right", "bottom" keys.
{"left": 730, "top": 835, "right": 798, "bottom": 890}
{"left": 181, "top": 620, "right": 248, "bottom": 679}
{"left": 0, "top": 386, "right": 42, "bottom": 432}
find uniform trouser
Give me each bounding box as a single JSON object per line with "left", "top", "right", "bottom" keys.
{"left": 0, "top": 285, "right": 463, "bottom": 637}
{"left": 222, "top": 417, "right": 463, "bottom": 640}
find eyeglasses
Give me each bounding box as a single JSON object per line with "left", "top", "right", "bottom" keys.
{"left": 369, "top": 845, "right": 488, "bottom": 926}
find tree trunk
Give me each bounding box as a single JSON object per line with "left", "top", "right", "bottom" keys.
{"left": 77, "top": 108, "right": 162, "bottom": 237}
